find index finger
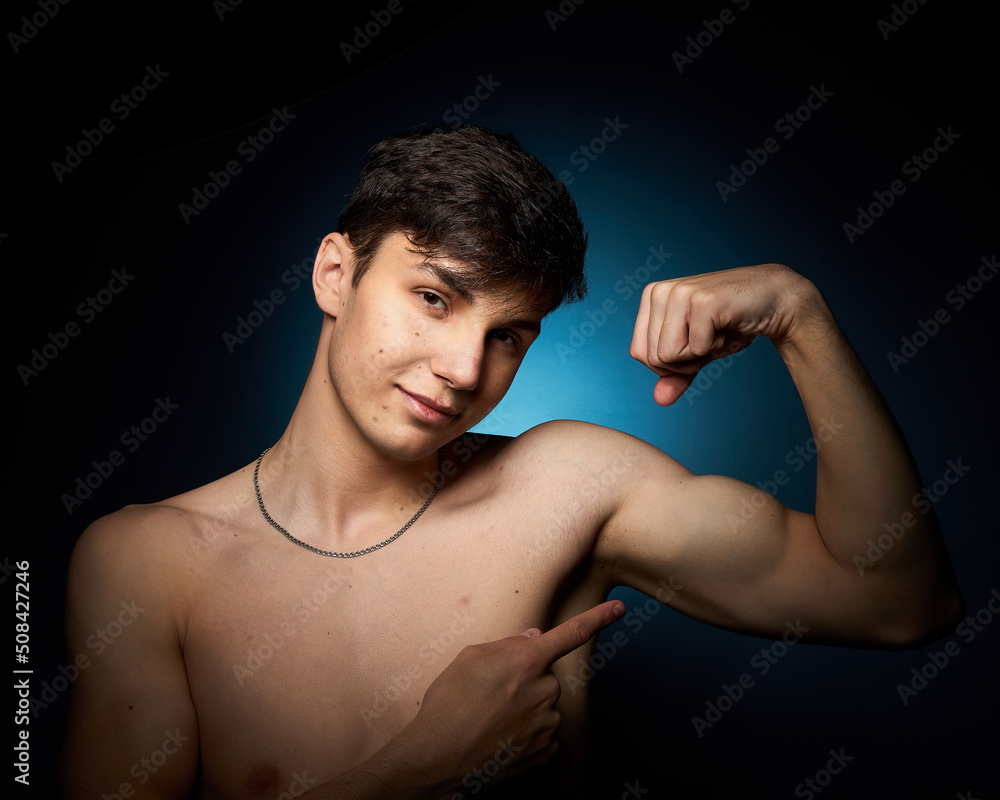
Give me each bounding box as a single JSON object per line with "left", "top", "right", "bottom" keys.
{"left": 532, "top": 600, "right": 625, "bottom": 665}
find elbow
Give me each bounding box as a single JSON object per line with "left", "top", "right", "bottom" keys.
{"left": 874, "top": 585, "right": 965, "bottom": 650}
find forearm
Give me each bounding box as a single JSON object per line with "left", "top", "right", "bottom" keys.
{"left": 299, "top": 731, "right": 448, "bottom": 800}
{"left": 773, "top": 282, "right": 962, "bottom": 633}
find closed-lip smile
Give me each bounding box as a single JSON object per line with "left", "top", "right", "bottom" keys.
{"left": 398, "top": 387, "right": 461, "bottom": 420}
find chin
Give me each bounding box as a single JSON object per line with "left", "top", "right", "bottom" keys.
{"left": 370, "top": 426, "right": 456, "bottom": 464}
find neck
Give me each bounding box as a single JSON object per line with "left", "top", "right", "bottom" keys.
{"left": 253, "top": 342, "right": 445, "bottom": 554}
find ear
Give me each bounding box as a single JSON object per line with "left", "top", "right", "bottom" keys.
{"left": 313, "top": 232, "right": 354, "bottom": 317}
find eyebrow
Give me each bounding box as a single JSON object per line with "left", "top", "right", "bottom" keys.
{"left": 412, "top": 261, "right": 543, "bottom": 334}
{"left": 414, "top": 260, "right": 478, "bottom": 304}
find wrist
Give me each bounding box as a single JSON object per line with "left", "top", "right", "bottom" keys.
{"left": 374, "top": 718, "right": 457, "bottom": 799}
{"left": 771, "top": 275, "right": 837, "bottom": 362}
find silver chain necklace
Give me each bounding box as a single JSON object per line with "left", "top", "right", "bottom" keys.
{"left": 253, "top": 447, "right": 444, "bottom": 558}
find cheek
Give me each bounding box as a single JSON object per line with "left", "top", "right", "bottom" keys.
{"left": 479, "top": 351, "right": 523, "bottom": 395}
{"left": 328, "top": 307, "right": 384, "bottom": 389}
{"left": 331, "top": 303, "right": 431, "bottom": 386}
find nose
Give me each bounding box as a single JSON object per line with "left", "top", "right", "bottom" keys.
{"left": 431, "top": 331, "right": 483, "bottom": 392}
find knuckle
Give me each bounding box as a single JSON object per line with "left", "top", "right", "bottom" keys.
{"left": 511, "top": 646, "right": 539, "bottom": 674}
{"left": 569, "top": 620, "right": 591, "bottom": 647}
{"left": 671, "top": 281, "right": 694, "bottom": 301}
{"left": 689, "top": 334, "right": 711, "bottom": 356}
{"left": 690, "top": 288, "right": 713, "bottom": 309}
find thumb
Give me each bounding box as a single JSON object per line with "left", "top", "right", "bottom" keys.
{"left": 653, "top": 372, "right": 693, "bottom": 406}
{"left": 520, "top": 628, "right": 543, "bottom": 639}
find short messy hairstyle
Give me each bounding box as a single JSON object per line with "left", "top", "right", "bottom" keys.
{"left": 336, "top": 125, "right": 588, "bottom": 313}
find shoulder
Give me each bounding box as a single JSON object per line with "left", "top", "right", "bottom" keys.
{"left": 445, "top": 421, "right": 629, "bottom": 476}
{"left": 67, "top": 505, "right": 196, "bottom": 627}
{"left": 449, "top": 420, "right": 688, "bottom": 506}
{"left": 68, "top": 465, "right": 257, "bottom": 607}
{"left": 511, "top": 419, "right": 687, "bottom": 479}
{"left": 512, "top": 419, "right": 636, "bottom": 452}
{"left": 72, "top": 502, "right": 189, "bottom": 566}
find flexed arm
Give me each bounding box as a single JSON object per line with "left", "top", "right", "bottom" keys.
{"left": 593, "top": 263, "right": 962, "bottom": 647}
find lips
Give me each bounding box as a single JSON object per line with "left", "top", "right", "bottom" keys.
{"left": 398, "top": 387, "right": 461, "bottom": 421}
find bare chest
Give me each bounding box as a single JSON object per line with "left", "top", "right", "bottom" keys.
{"left": 182, "top": 494, "right": 601, "bottom": 798}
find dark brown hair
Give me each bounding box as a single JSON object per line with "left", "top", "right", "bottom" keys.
{"left": 337, "top": 126, "right": 588, "bottom": 313}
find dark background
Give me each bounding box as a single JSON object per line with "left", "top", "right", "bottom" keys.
{"left": 8, "top": 1, "right": 998, "bottom": 798}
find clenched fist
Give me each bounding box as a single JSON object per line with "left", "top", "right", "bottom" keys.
{"left": 629, "top": 263, "right": 823, "bottom": 405}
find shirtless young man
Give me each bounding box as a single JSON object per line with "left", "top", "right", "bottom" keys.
{"left": 61, "top": 126, "right": 963, "bottom": 799}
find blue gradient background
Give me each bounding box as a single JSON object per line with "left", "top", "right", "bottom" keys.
{"left": 12, "top": 1, "right": 996, "bottom": 797}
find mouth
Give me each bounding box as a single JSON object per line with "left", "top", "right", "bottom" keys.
{"left": 398, "top": 387, "right": 461, "bottom": 423}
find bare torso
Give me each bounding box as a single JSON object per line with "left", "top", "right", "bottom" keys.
{"left": 163, "top": 431, "right": 614, "bottom": 798}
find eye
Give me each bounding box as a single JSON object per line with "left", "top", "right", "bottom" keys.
{"left": 419, "top": 291, "right": 446, "bottom": 310}
{"left": 490, "top": 329, "right": 518, "bottom": 348}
